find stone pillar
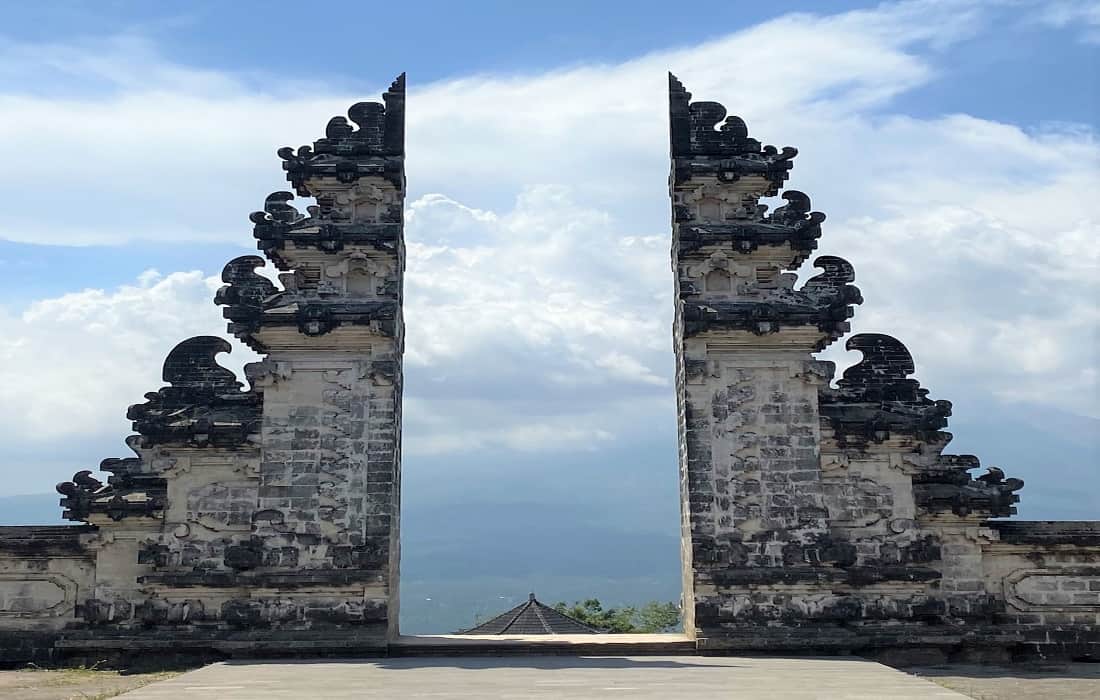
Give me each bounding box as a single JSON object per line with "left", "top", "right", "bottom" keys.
{"left": 223, "top": 75, "right": 406, "bottom": 641}
{"left": 669, "top": 75, "right": 861, "bottom": 644}
{"left": 669, "top": 77, "right": 1037, "bottom": 656}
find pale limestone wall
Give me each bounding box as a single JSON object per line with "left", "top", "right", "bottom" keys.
{"left": 0, "top": 534, "right": 95, "bottom": 631}
{"left": 982, "top": 534, "right": 1100, "bottom": 649}
{"left": 250, "top": 348, "right": 376, "bottom": 562}
{"left": 156, "top": 449, "right": 260, "bottom": 571}
{"left": 691, "top": 343, "right": 831, "bottom": 558}
{"left": 83, "top": 522, "right": 159, "bottom": 624}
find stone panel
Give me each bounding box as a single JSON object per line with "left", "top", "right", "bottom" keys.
{"left": 1012, "top": 571, "right": 1100, "bottom": 609}
{"left": 0, "top": 576, "right": 70, "bottom": 615}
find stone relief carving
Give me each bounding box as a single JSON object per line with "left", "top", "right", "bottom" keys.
{"left": 680, "top": 254, "right": 861, "bottom": 341}
{"left": 1007, "top": 569, "right": 1100, "bottom": 611}
{"left": 0, "top": 574, "right": 76, "bottom": 617}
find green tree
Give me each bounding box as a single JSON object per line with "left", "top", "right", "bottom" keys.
{"left": 635, "top": 601, "right": 681, "bottom": 633}
{"left": 553, "top": 599, "right": 680, "bottom": 633}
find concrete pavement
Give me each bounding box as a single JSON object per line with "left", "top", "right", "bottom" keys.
{"left": 117, "top": 655, "right": 970, "bottom": 699}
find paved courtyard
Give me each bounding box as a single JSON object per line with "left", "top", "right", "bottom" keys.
{"left": 911, "top": 662, "right": 1100, "bottom": 700}
{"left": 115, "top": 655, "right": 968, "bottom": 699}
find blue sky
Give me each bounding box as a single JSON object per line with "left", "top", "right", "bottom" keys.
{"left": 0, "top": 0, "right": 1095, "bottom": 301}
{"left": 0, "top": 0, "right": 1097, "bottom": 537}
{"left": 6, "top": 0, "right": 1095, "bottom": 125}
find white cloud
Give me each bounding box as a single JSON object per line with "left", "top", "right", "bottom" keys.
{"left": 0, "top": 0, "right": 1097, "bottom": 501}
{"left": 0, "top": 270, "right": 256, "bottom": 442}
{"left": 1033, "top": 0, "right": 1100, "bottom": 43}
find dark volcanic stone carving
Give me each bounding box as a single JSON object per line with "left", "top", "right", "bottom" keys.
{"left": 55, "top": 471, "right": 106, "bottom": 522}
{"left": 234, "top": 297, "right": 399, "bottom": 342}
{"left": 675, "top": 190, "right": 826, "bottom": 263}
{"left": 297, "top": 304, "right": 337, "bottom": 337}
{"left": 127, "top": 336, "right": 261, "bottom": 448}
{"left": 56, "top": 464, "right": 166, "bottom": 523}
{"left": 249, "top": 191, "right": 401, "bottom": 270}
{"left": 81, "top": 598, "right": 133, "bottom": 625}
{"left": 820, "top": 333, "right": 952, "bottom": 446}
{"left": 913, "top": 456, "right": 1024, "bottom": 518}
{"left": 138, "top": 598, "right": 205, "bottom": 626}
{"left": 669, "top": 73, "right": 797, "bottom": 192}
{"left": 215, "top": 255, "right": 277, "bottom": 322}
{"left": 279, "top": 74, "right": 405, "bottom": 193}
{"left": 681, "top": 255, "right": 862, "bottom": 344}
{"left": 224, "top": 540, "right": 264, "bottom": 571}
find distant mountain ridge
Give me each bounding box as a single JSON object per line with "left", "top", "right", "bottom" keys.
{"left": 0, "top": 493, "right": 63, "bottom": 525}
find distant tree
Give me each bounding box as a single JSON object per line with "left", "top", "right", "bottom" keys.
{"left": 634, "top": 601, "right": 680, "bottom": 633}
{"left": 553, "top": 598, "right": 680, "bottom": 633}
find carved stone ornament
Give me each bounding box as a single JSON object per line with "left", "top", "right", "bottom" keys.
{"left": 250, "top": 190, "right": 401, "bottom": 270}
{"left": 127, "top": 336, "right": 261, "bottom": 448}
{"left": 278, "top": 73, "right": 405, "bottom": 194}
{"left": 681, "top": 255, "right": 862, "bottom": 342}
{"left": 820, "top": 334, "right": 951, "bottom": 447}
{"left": 669, "top": 73, "right": 797, "bottom": 192}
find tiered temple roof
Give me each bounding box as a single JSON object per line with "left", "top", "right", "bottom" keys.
{"left": 459, "top": 594, "right": 597, "bottom": 635}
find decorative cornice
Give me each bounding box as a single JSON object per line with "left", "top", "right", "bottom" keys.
{"left": 278, "top": 74, "right": 406, "bottom": 194}
{"left": 681, "top": 256, "right": 861, "bottom": 343}
{"left": 676, "top": 190, "right": 825, "bottom": 263}
{"left": 249, "top": 191, "right": 402, "bottom": 270}
{"left": 56, "top": 469, "right": 165, "bottom": 523}
{"left": 914, "top": 460, "right": 1024, "bottom": 518}
{"left": 989, "top": 521, "right": 1100, "bottom": 546}
{"left": 669, "top": 73, "right": 797, "bottom": 192}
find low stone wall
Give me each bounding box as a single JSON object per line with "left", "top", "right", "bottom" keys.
{"left": 0, "top": 526, "right": 96, "bottom": 666}
{"left": 984, "top": 522, "right": 1100, "bottom": 660}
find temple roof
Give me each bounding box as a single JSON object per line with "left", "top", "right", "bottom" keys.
{"left": 459, "top": 594, "right": 598, "bottom": 635}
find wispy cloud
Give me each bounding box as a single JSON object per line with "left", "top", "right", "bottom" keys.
{"left": 1033, "top": 0, "right": 1100, "bottom": 43}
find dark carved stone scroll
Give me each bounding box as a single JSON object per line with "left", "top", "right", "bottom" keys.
{"left": 669, "top": 73, "right": 797, "bottom": 192}
{"left": 127, "top": 336, "right": 260, "bottom": 448}
{"left": 279, "top": 74, "right": 406, "bottom": 193}
{"left": 820, "top": 334, "right": 951, "bottom": 446}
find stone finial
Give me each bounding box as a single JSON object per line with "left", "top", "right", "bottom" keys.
{"left": 769, "top": 191, "right": 823, "bottom": 227}
{"left": 821, "top": 333, "right": 952, "bottom": 446}
{"left": 126, "top": 336, "right": 260, "bottom": 448}
{"left": 801, "top": 256, "right": 864, "bottom": 308}
{"left": 278, "top": 74, "right": 406, "bottom": 194}
{"left": 56, "top": 469, "right": 165, "bottom": 523}
{"left": 668, "top": 72, "right": 797, "bottom": 192}
{"left": 249, "top": 192, "right": 306, "bottom": 227}
{"left": 160, "top": 336, "right": 241, "bottom": 390}
{"left": 215, "top": 256, "right": 278, "bottom": 348}
{"left": 215, "top": 256, "right": 277, "bottom": 314}
{"left": 840, "top": 333, "right": 915, "bottom": 383}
